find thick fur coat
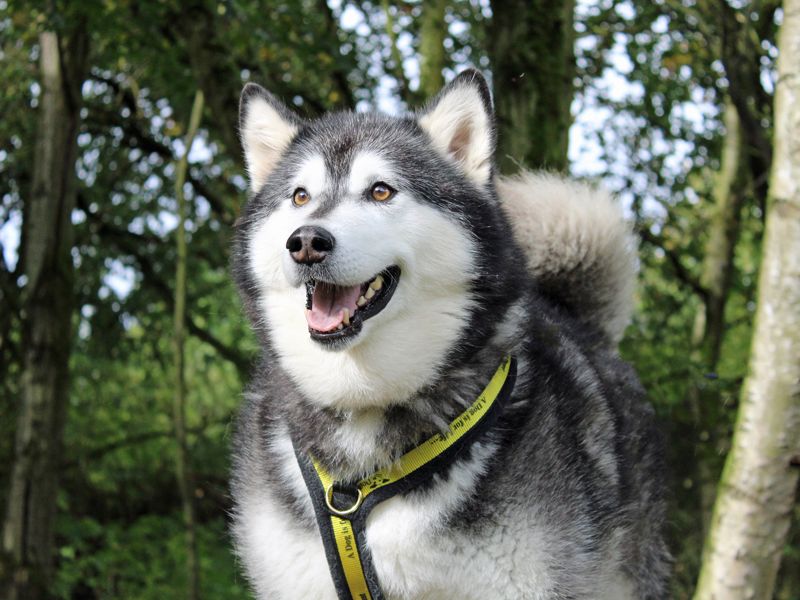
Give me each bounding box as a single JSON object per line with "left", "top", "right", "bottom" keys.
{"left": 230, "top": 70, "right": 670, "bottom": 599}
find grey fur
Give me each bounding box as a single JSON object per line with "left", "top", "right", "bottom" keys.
{"left": 497, "top": 172, "right": 638, "bottom": 344}
{"left": 231, "top": 70, "right": 670, "bottom": 599}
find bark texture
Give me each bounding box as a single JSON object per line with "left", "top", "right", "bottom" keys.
{"left": 689, "top": 100, "right": 748, "bottom": 530}
{"left": 489, "top": 0, "right": 576, "bottom": 173}
{"left": 718, "top": 1, "right": 774, "bottom": 211}
{"left": 694, "top": 2, "right": 800, "bottom": 597}
{"left": 173, "top": 90, "right": 205, "bottom": 600}
{"left": 1, "top": 28, "right": 88, "bottom": 599}
{"left": 176, "top": 2, "right": 240, "bottom": 157}
{"left": 693, "top": 101, "right": 747, "bottom": 369}
{"left": 418, "top": 0, "right": 447, "bottom": 98}
{"left": 382, "top": 0, "right": 415, "bottom": 106}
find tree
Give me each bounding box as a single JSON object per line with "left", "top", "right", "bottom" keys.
{"left": 489, "top": 0, "right": 576, "bottom": 173}
{"left": 694, "top": 1, "right": 800, "bottom": 595}
{"left": 687, "top": 99, "right": 748, "bottom": 531}
{"left": 418, "top": 0, "right": 447, "bottom": 98}
{"left": 0, "top": 2, "right": 796, "bottom": 597}
{"left": 1, "top": 1, "right": 379, "bottom": 596}
{"left": 1, "top": 25, "right": 89, "bottom": 599}
{"left": 172, "top": 90, "right": 205, "bottom": 600}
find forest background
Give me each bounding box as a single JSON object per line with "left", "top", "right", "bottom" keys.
{"left": 1, "top": 0, "right": 798, "bottom": 598}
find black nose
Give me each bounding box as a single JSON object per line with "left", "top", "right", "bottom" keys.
{"left": 286, "top": 226, "right": 335, "bottom": 264}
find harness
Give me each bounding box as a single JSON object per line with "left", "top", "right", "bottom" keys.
{"left": 294, "top": 356, "right": 517, "bottom": 600}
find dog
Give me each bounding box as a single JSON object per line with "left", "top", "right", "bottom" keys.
{"left": 230, "top": 69, "right": 670, "bottom": 599}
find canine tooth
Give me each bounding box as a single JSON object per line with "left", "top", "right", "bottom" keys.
{"left": 369, "top": 275, "right": 383, "bottom": 291}
{"left": 356, "top": 296, "right": 367, "bottom": 307}
{"left": 337, "top": 324, "right": 343, "bottom": 330}
{"left": 342, "top": 308, "right": 350, "bottom": 325}
{"left": 365, "top": 287, "right": 376, "bottom": 300}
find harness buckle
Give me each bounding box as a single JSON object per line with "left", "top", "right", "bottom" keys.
{"left": 324, "top": 483, "right": 363, "bottom": 517}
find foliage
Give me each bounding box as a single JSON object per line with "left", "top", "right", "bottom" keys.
{"left": 0, "top": 0, "right": 797, "bottom": 598}
{"left": 53, "top": 515, "right": 249, "bottom": 599}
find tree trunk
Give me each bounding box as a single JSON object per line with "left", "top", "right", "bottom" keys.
{"left": 694, "top": 2, "right": 800, "bottom": 596}
{"left": 174, "top": 2, "right": 241, "bottom": 157}
{"left": 381, "top": 0, "right": 416, "bottom": 106}
{"left": 418, "top": 0, "right": 447, "bottom": 99}
{"left": 717, "top": 1, "right": 773, "bottom": 212}
{"left": 693, "top": 100, "right": 747, "bottom": 369}
{"left": 775, "top": 504, "right": 800, "bottom": 599}
{"left": 688, "top": 99, "right": 748, "bottom": 532}
{"left": 489, "top": 0, "right": 576, "bottom": 173}
{"left": 1, "top": 27, "right": 88, "bottom": 600}
{"left": 173, "top": 90, "right": 205, "bottom": 600}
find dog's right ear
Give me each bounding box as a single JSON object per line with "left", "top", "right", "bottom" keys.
{"left": 239, "top": 83, "right": 302, "bottom": 193}
{"left": 417, "top": 69, "right": 495, "bottom": 188}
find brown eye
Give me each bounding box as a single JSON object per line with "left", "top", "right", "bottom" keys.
{"left": 370, "top": 182, "right": 394, "bottom": 202}
{"left": 293, "top": 187, "right": 310, "bottom": 206}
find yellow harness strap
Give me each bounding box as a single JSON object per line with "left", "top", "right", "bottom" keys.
{"left": 297, "top": 356, "right": 516, "bottom": 600}
{"left": 330, "top": 514, "right": 371, "bottom": 600}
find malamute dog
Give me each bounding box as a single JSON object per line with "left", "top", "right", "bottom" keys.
{"left": 231, "top": 70, "right": 669, "bottom": 599}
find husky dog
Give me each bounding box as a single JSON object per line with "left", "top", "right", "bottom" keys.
{"left": 231, "top": 70, "right": 669, "bottom": 599}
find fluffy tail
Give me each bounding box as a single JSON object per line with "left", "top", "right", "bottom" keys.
{"left": 496, "top": 171, "right": 637, "bottom": 345}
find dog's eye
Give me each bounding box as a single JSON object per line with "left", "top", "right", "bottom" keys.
{"left": 293, "top": 188, "right": 311, "bottom": 206}
{"left": 370, "top": 182, "right": 394, "bottom": 202}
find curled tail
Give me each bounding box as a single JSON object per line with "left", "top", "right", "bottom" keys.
{"left": 497, "top": 171, "right": 637, "bottom": 345}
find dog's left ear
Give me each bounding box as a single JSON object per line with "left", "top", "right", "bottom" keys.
{"left": 239, "top": 83, "right": 303, "bottom": 193}
{"left": 418, "top": 69, "right": 495, "bottom": 187}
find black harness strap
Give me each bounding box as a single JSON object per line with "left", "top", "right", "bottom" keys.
{"left": 294, "top": 357, "right": 517, "bottom": 600}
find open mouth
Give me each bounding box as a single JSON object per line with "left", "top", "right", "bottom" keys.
{"left": 305, "top": 266, "right": 401, "bottom": 343}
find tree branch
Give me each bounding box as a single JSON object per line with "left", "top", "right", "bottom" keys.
{"left": 0, "top": 238, "right": 20, "bottom": 380}
{"left": 717, "top": 1, "right": 773, "bottom": 207}
{"left": 61, "top": 416, "right": 232, "bottom": 469}
{"left": 638, "top": 226, "right": 710, "bottom": 301}
{"left": 85, "top": 104, "right": 237, "bottom": 226}
{"left": 660, "top": 0, "right": 716, "bottom": 39}
{"left": 90, "top": 73, "right": 139, "bottom": 116}
{"left": 79, "top": 204, "right": 250, "bottom": 377}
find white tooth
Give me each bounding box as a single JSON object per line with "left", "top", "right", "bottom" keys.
{"left": 342, "top": 308, "right": 350, "bottom": 325}
{"left": 357, "top": 296, "right": 367, "bottom": 307}
{"left": 365, "top": 287, "right": 376, "bottom": 300}
{"left": 369, "top": 275, "right": 383, "bottom": 291}
{"left": 337, "top": 324, "right": 343, "bottom": 330}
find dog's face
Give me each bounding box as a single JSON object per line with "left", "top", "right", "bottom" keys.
{"left": 235, "top": 71, "right": 512, "bottom": 408}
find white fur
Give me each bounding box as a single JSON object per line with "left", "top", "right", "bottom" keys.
{"left": 248, "top": 151, "right": 478, "bottom": 409}
{"left": 363, "top": 441, "right": 556, "bottom": 600}
{"left": 330, "top": 408, "right": 386, "bottom": 469}
{"left": 239, "top": 141, "right": 642, "bottom": 600}
{"left": 348, "top": 151, "right": 389, "bottom": 195}
{"left": 241, "top": 96, "right": 299, "bottom": 192}
{"left": 496, "top": 172, "right": 637, "bottom": 344}
{"left": 294, "top": 154, "right": 328, "bottom": 198}
{"left": 233, "top": 424, "right": 336, "bottom": 599}
{"left": 236, "top": 426, "right": 636, "bottom": 600}
{"left": 246, "top": 154, "right": 329, "bottom": 292}
{"left": 419, "top": 80, "right": 494, "bottom": 187}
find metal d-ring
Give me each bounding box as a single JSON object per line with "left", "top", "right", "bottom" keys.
{"left": 324, "top": 483, "right": 363, "bottom": 517}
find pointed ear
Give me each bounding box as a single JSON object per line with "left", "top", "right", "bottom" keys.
{"left": 239, "top": 83, "right": 302, "bottom": 193}
{"left": 417, "top": 69, "right": 495, "bottom": 187}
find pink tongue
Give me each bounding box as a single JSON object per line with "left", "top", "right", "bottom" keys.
{"left": 306, "top": 282, "right": 362, "bottom": 332}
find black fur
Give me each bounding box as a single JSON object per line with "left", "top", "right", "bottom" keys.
{"left": 231, "top": 69, "right": 670, "bottom": 599}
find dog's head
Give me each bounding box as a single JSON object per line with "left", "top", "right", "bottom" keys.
{"left": 234, "top": 70, "right": 520, "bottom": 408}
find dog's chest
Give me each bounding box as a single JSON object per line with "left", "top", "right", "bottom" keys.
{"left": 365, "top": 495, "right": 556, "bottom": 600}
{"left": 239, "top": 487, "right": 555, "bottom": 600}
{"left": 236, "top": 436, "right": 560, "bottom": 600}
